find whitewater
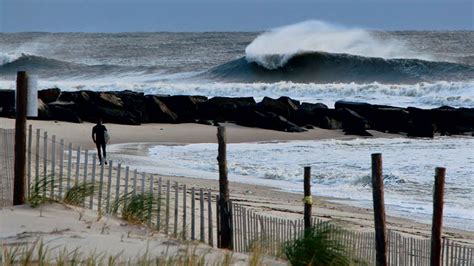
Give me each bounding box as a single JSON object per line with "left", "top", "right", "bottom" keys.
{"left": 107, "top": 136, "right": 474, "bottom": 231}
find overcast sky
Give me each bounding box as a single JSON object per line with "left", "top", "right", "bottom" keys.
{"left": 1, "top": 0, "right": 473, "bottom": 32}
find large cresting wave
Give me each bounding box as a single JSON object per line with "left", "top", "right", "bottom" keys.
{"left": 207, "top": 21, "right": 474, "bottom": 84}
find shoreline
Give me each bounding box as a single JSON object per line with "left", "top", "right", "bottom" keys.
{"left": 1, "top": 118, "right": 473, "bottom": 244}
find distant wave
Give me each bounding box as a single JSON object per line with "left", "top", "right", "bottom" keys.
{"left": 206, "top": 51, "right": 474, "bottom": 84}
{"left": 0, "top": 53, "right": 166, "bottom": 79}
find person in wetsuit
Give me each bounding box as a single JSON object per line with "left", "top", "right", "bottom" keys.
{"left": 92, "top": 118, "right": 108, "bottom": 165}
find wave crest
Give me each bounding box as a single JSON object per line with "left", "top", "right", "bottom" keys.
{"left": 245, "top": 20, "right": 432, "bottom": 70}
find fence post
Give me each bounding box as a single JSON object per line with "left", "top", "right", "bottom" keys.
{"left": 371, "top": 153, "right": 388, "bottom": 266}
{"left": 217, "top": 126, "right": 231, "bottom": 249}
{"left": 303, "top": 166, "right": 312, "bottom": 230}
{"left": 13, "top": 71, "right": 28, "bottom": 205}
{"left": 430, "top": 167, "right": 446, "bottom": 266}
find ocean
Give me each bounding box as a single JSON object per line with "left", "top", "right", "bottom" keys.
{"left": 1, "top": 21, "right": 473, "bottom": 230}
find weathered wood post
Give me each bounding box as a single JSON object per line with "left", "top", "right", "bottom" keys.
{"left": 217, "top": 126, "right": 232, "bottom": 249}
{"left": 371, "top": 153, "right": 388, "bottom": 266}
{"left": 303, "top": 166, "right": 312, "bottom": 230}
{"left": 13, "top": 71, "right": 28, "bottom": 205}
{"left": 430, "top": 167, "right": 446, "bottom": 266}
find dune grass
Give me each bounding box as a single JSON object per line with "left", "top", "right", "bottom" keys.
{"left": 1, "top": 239, "right": 237, "bottom": 266}
{"left": 28, "top": 176, "right": 57, "bottom": 208}
{"left": 283, "top": 224, "right": 362, "bottom": 266}
{"left": 63, "top": 181, "right": 96, "bottom": 206}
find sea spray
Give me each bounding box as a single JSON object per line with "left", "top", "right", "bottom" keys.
{"left": 245, "top": 20, "right": 432, "bottom": 69}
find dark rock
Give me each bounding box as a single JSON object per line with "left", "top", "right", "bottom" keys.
{"left": 144, "top": 95, "right": 178, "bottom": 123}
{"left": 337, "top": 108, "right": 372, "bottom": 136}
{"left": 258, "top": 96, "right": 299, "bottom": 119}
{"left": 432, "top": 107, "right": 474, "bottom": 134}
{"left": 195, "top": 119, "right": 213, "bottom": 126}
{"left": 294, "top": 104, "right": 338, "bottom": 128}
{"left": 157, "top": 95, "right": 208, "bottom": 122}
{"left": 37, "top": 99, "right": 51, "bottom": 119}
{"left": 38, "top": 88, "right": 60, "bottom": 104}
{"left": 199, "top": 96, "right": 256, "bottom": 121}
{"left": 407, "top": 107, "right": 434, "bottom": 138}
{"left": 48, "top": 105, "right": 82, "bottom": 123}
{"left": 108, "top": 91, "right": 147, "bottom": 123}
{"left": 370, "top": 107, "right": 410, "bottom": 133}
{"left": 300, "top": 102, "right": 328, "bottom": 112}
{"left": 0, "top": 90, "right": 14, "bottom": 108}
{"left": 236, "top": 110, "right": 306, "bottom": 132}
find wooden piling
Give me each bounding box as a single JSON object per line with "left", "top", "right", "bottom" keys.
{"left": 371, "top": 153, "right": 388, "bottom": 266}
{"left": 13, "top": 71, "right": 28, "bottom": 205}
{"left": 217, "top": 126, "right": 231, "bottom": 249}
{"left": 430, "top": 167, "right": 446, "bottom": 266}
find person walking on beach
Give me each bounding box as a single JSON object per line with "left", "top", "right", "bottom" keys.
{"left": 92, "top": 118, "right": 108, "bottom": 165}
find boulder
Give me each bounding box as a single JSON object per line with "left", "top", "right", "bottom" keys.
{"left": 293, "top": 102, "right": 334, "bottom": 127}
{"left": 236, "top": 110, "right": 306, "bottom": 132}
{"left": 258, "top": 96, "right": 300, "bottom": 119}
{"left": 199, "top": 96, "right": 256, "bottom": 121}
{"left": 38, "top": 88, "right": 60, "bottom": 104}
{"left": 0, "top": 90, "right": 14, "bottom": 108}
{"left": 144, "top": 95, "right": 178, "bottom": 123}
{"left": 369, "top": 107, "right": 410, "bottom": 133}
{"left": 432, "top": 107, "right": 474, "bottom": 135}
{"left": 37, "top": 99, "right": 51, "bottom": 119}
{"left": 48, "top": 105, "right": 82, "bottom": 123}
{"left": 156, "top": 95, "right": 208, "bottom": 122}
{"left": 337, "top": 108, "right": 372, "bottom": 136}
{"left": 407, "top": 107, "right": 434, "bottom": 138}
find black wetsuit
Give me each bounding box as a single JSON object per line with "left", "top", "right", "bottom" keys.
{"left": 92, "top": 124, "right": 107, "bottom": 163}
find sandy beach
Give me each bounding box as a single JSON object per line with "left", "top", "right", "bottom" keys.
{"left": 1, "top": 117, "right": 473, "bottom": 247}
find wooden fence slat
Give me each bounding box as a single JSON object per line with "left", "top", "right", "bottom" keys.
{"left": 97, "top": 164, "right": 104, "bottom": 213}
{"left": 105, "top": 161, "right": 113, "bottom": 213}
{"left": 208, "top": 189, "right": 213, "bottom": 247}
{"left": 50, "top": 135, "right": 56, "bottom": 199}
{"left": 133, "top": 169, "right": 137, "bottom": 196}
{"left": 42, "top": 131, "right": 47, "bottom": 196}
{"left": 66, "top": 143, "right": 72, "bottom": 191}
{"left": 27, "top": 124, "right": 32, "bottom": 198}
{"left": 115, "top": 164, "right": 121, "bottom": 206}
{"left": 182, "top": 184, "right": 187, "bottom": 240}
{"left": 174, "top": 181, "right": 178, "bottom": 238}
{"left": 58, "top": 139, "right": 64, "bottom": 200}
{"left": 156, "top": 177, "right": 162, "bottom": 231}
{"left": 90, "top": 156, "right": 96, "bottom": 209}
{"left": 35, "top": 128, "right": 40, "bottom": 186}
{"left": 148, "top": 174, "right": 154, "bottom": 227}
{"left": 141, "top": 172, "right": 146, "bottom": 195}
{"left": 216, "top": 195, "right": 220, "bottom": 248}
{"left": 124, "top": 166, "right": 129, "bottom": 196}
{"left": 82, "top": 150, "right": 88, "bottom": 207}
{"left": 165, "top": 179, "right": 170, "bottom": 235}
{"left": 74, "top": 146, "right": 80, "bottom": 185}
{"left": 200, "top": 188, "right": 205, "bottom": 242}
{"left": 191, "top": 186, "right": 195, "bottom": 240}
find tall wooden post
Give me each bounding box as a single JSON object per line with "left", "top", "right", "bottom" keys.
{"left": 430, "top": 167, "right": 446, "bottom": 266}
{"left": 371, "top": 153, "right": 387, "bottom": 266}
{"left": 303, "top": 166, "right": 312, "bottom": 230}
{"left": 14, "top": 71, "right": 28, "bottom": 205}
{"left": 217, "top": 126, "right": 232, "bottom": 249}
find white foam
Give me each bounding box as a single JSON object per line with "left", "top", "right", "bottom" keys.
{"left": 145, "top": 137, "right": 474, "bottom": 231}
{"left": 1, "top": 79, "right": 471, "bottom": 108}
{"left": 0, "top": 52, "right": 25, "bottom": 65}
{"left": 245, "top": 20, "right": 432, "bottom": 69}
